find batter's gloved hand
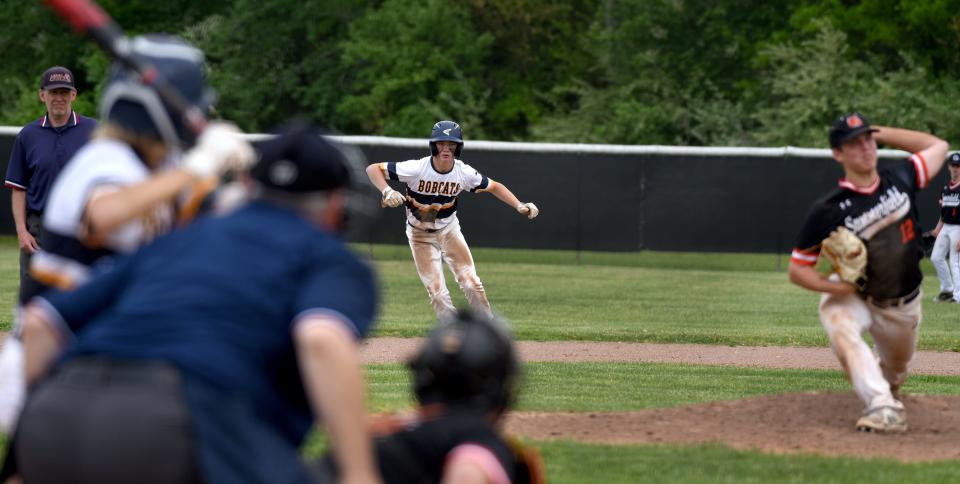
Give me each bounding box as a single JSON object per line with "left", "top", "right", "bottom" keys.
{"left": 516, "top": 202, "right": 539, "bottom": 220}
{"left": 821, "top": 226, "right": 867, "bottom": 288}
{"left": 381, "top": 187, "right": 406, "bottom": 208}
{"left": 182, "top": 122, "right": 255, "bottom": 179}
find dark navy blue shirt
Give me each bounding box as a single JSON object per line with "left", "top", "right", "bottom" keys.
{"left": 5, "top": 112, "right": 97, "bottom": 212}
{"left": 38, "top": 202, "right": 378, "bottom": 483}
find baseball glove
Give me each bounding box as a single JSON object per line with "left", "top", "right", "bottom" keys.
{"left": 821, "top": 226, "right": 867, "bottom": 287}
{"left": 921, "top": 230, "right": 937, "bottom": 258}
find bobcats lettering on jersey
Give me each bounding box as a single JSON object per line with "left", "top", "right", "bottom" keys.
{"left": 417, "top": 180, "right": 462, "bottom": 196}
{"left": 380, "top": 156, "right": 491, "bottom": 231}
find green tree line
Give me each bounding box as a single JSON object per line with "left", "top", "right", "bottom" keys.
{"left": 2, "top": 0, "right": 959, "bottom": 148}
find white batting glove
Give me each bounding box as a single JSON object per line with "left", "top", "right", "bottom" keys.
{"left": 382, "top": 187, "right": 406, "bottom": 208}
{"left": 516, "top": 202, "right": 539, "bottom": 219}
{"left": 182, "top": 122, "right": 255, "bottom": 179}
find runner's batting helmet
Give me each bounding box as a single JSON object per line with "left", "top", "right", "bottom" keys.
{"left": 409, "top": 309, "right": 519, "bottom": 414}
{"left": 429, "top": 120, "right": 463, "bottom": 158}
{"left": 99, "top": 34, "right": 215, "bottom": 149}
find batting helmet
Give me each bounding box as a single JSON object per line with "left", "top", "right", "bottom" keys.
{"left": 429, "top": 120, "right": 463, "bottom": 158}
{"left": 408, "top": 309, "right": 519, "bottom": 414}
{"left": 99, "top": 34, "right": 216, "bottom": 150}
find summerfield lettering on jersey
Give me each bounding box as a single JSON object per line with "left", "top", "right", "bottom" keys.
{"left": 416, "top": 180, "right": 462, "bottom": 196}
{"left": 943, "top": 193, "right": 960, "bottom": 207}
{"left": 844, "top": 186, "right": 910, "bottom": 238}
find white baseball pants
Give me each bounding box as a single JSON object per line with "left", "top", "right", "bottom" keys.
{"left": 931, "top": 224, "right": 960, "bottom": 300}
{"left": 818, "top": 279, "right": 920, "bottom": 412}
{"left": 406, "top": 220, "right": 492, "bottom": 320}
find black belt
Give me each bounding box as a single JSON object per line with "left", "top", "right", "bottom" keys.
{"left": 53, "top": 357, "right": 181, "bottom": 387}
{"left": 408, "top": 222, "right": 438, "bottom": 233}
{"left": 865, "top": 286, "right": 921, "bottom": 309}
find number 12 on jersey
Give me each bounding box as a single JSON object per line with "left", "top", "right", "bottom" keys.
{"left": 899, "top": 219, "right": 915, "bottom": 244}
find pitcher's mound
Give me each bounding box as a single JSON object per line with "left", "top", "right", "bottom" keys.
{"left": 504, "top": 392, "right": 960, "bottom": 462}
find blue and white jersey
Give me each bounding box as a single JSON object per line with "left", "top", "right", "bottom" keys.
{"left": 380, "top": 156, "right": 492, "bottom": 231}
{"left": 31, "top": 139, "right": 174, "bottom": 295}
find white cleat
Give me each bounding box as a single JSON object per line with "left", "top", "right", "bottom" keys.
{"left": 856, "top": 405, "right": 907, "bottom": 433}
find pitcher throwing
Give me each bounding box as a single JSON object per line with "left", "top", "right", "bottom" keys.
{"left": 788, "top": 112, "right": 949, "bottom": 432}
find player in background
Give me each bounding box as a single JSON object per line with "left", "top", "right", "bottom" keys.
{"left": 5, "top": 66, "right": 97, "bottom": 304}
{"left": 788, "top": 112, "right": 949, "bottom": 432}
{"left": 366, "top": 121, "right": 539, "bottom": 320}
{"left": 929, "top": 152, "right": 960, "bottom": 303}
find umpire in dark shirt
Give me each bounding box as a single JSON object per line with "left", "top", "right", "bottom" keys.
{"left": 9, "top": 122, "right": 381, "bottom": 484}
{"left": 4, "top": 66, "right": 97, "bottom": 303}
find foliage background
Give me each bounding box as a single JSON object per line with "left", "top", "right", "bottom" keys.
{"left": 2, "top": 0, "right": 960, "bottom": 147}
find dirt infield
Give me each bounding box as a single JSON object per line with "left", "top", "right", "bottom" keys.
{"left": 4, "top": 334, "right": 958, "bottom": 461}
{"left": 363, "top": 338, "right": 960, "bottom": 462}
{"left": 360, "top": 337, "right": 960, "bottom": 375}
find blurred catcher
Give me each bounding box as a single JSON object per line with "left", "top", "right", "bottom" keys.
{"left": 788, "top": 112, "right": 949, "bottom": 433}
{"left": 319, "top": 308, "right": 545, "bottom": 484}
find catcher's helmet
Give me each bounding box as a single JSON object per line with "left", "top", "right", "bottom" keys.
{"left": 408, "top": 309, "right": 519, "bottom": 414}
{"left": 429, "top": 120, "right": 463, "bottom": 158}
{"left": 99, "top": 34, "right": 215, "bottom": 150}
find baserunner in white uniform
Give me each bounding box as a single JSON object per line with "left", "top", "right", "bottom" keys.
{"left": 930, "top": 152, "right": 960, "bottom": 303}
{"left": 365, "top": 121, "right": 539, "bottom": 319}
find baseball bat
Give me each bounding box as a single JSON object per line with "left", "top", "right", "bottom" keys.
{"left": 42, "top": 0, "right": 208, "bottom": 136}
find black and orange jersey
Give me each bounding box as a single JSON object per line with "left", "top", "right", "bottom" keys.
{"left": 939, "top": 180, "right": 960, "bottom": 225}
{"left": 791, "top": 154, "right": 929, "bottom": 299}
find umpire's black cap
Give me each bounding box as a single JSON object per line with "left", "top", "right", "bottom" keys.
{"left": 829, "top": 112, "right": 879, "bottom": 148}
{"left": 251, "top": 121, "right": 352, "bottom": 193}
{"left": 948, "top": 153, "right": 960, "bottom": 165}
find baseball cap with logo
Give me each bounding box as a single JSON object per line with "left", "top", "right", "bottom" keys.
{"left": 829, "top": 112, "right": 879, "bottom": 148}
{"left": 40, "top": 66, "right": 76, "bottom": 91}
{"left": 948, "top": 153, "right": 960, "bottom": 166}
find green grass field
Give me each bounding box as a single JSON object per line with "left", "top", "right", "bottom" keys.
{"left": 362, "top": 243, "right": 960, "bottom": 351}
{"left": 355, "top": 243, "right": 960, "bottom": 481}
{"left": 2, "top": 239, "right": 959, "bottom": 480}
{"left": 364, "top": 362, "right": 960, "bottom": 413}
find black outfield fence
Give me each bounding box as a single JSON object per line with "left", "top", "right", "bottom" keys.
{"left": 335, "top": 136, "right": 945, "bottom": 254}
{"left": 0, "top": 127, "right": 947, "bottom": 254}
